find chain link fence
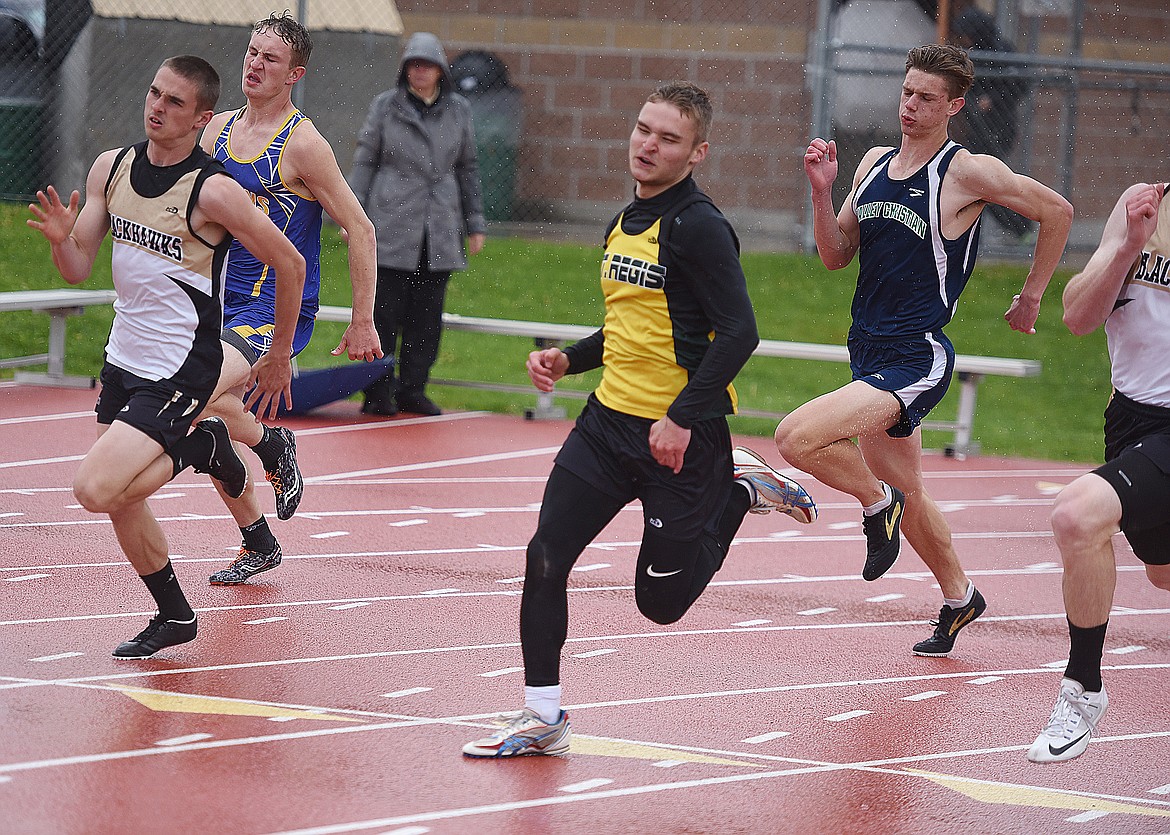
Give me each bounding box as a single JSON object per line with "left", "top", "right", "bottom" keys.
{"left": 2, "top": 0, "right": 1168, "bottom": 253}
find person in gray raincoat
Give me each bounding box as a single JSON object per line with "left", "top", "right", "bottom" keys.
{"left": 348, "top": 32, "right": 486, "bottom": 416}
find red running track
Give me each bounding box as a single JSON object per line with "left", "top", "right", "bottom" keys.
{"left": 2, "top": 381, "right": 1169, "bottom": 834}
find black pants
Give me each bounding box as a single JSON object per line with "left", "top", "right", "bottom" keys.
{"left": 520, "top": 465, "right": 752, "bottom": 686}
{"left": 364, "top": 262, "right": 451, "bottom": 404}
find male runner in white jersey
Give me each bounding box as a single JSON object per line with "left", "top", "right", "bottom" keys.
{"left": 27, "top": 56, "right": 306, "bottom": 657}
{"left": 778, "top": 44, "right": 1072, "bottom": 656}
{"left": 197, "top": 11, "right": 382, "bottom": 586}
{"left": 1027, "top": 181, "right": 1170, "bottom": 763}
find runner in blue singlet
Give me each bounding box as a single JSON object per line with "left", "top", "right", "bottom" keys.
{"left": 776, "top": 44, "right": 1072, "bottom": 657}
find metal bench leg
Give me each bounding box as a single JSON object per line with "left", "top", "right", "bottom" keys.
{"left": 14, "top": 308, "right": 98, "bottom": 388}
{"left": 946, "top": 371, "right": 982, "bottom": 458}
{"left": 524, "top": 337, "right": 567, "bottom": 421}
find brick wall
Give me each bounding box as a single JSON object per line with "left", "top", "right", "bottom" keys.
{"left": 391, "top": 0, "right": 1170, "bottom": 250}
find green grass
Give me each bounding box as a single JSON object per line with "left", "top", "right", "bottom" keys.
{"left": 1, "top": 200, "right": 1109, "bottom": 463}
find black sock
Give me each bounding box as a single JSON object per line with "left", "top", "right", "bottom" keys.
{"left": 241, "top": 516, "right": 278, "bottom": 554}
{"left": 250, "top": 425, "right": 285, "bottom": 473}
{"left": 140, "top": 560, "right": 195, "bottom": 622}
{"left": 1064, "top": 619, "right": 1108, "bottom": 693}
{"left": 166, "top": 427, "right": 213, "bottom": 479}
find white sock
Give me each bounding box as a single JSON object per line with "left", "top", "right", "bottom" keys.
{"left": 862, "top": 482, "right": 893, "bottom": 516}
{"left": 943, "top": 581, "right": 975, "bottom": 609}
{"left": 525, "top": 684, "right": 562, "bottom": 724}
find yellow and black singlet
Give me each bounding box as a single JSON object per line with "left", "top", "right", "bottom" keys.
{"left": 564, "top": 177, "right": 758, "bottom": 428}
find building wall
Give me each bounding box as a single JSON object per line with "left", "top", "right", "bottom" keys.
{"left": 392, "top": 0, "right": 1170, "bottom": 250}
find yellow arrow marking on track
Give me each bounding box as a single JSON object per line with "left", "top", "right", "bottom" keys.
{"left": 108, "top": 684, "right": 364, "bottom": 722}
{"left": 910, "top": 769, "right": 1170, "bottom": 817}
{"left": 572, "top": 737, "right": 763, "bottom": 768}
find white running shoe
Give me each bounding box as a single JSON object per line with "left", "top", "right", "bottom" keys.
{"left": 732, "top": 446, "right": 817, "bottom": 523}
{"left": 462, "top": 708, "right": 571, "bottom": 758}
{"left": 1026, "top": 677, "right": 1108, "bottom": 763}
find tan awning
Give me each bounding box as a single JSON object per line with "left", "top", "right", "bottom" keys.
{"left": 91, "top": 0, "right": 403, "bottom": 35}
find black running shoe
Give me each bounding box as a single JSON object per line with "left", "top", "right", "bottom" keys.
{"left": 861, "top": 485, "right": 904, "bottom": 581}
{"left": 112, "top": 614, "right": 198, "bottom": 658}
{"left": 912, "top": 588, "right": 987, "bottom": 657}
{"left": 192, "top": 417, "right": 247, "bottom": 499}
{"left": 265, "top": 427, "right": 303, "bottom": 520}
{"left": 209, "top": 543, "right": 283, "bottom": 585}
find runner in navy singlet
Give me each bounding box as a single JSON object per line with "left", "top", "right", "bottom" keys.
{"left": 776, "top": 44, "right": 1072, "bottom": 657}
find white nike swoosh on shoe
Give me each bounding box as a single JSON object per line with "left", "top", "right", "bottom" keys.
{"left": 646, "top": 565, "right": 682, "bottom": 578}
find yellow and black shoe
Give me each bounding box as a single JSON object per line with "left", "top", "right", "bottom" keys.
{"left": 912, "top": 588, "right": 987, "bottom": 657}
{"left": 861, "top": 485, "right": 904, "bottom": 581}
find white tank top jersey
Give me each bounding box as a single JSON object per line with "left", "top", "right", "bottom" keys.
{"left": 103, "top": 143, "right": 229, "bottom": 384}
{"left": 1107, "top": 185, "right": 1170, "bottom": 407}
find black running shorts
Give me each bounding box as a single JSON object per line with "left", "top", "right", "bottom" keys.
{"left": 1094, "top": 438, "right": 1170, "bottom": 566}
{"left": 554, "top": 394, "right": 733, "bottom": 542}
{"left": 95, "top": 362, "right": 212, "bottom": 450}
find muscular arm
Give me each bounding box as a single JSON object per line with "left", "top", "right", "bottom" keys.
{"left": 26, "top": 152, "right": 117, "bottom": 284}
{"left": 948, "top": 151, "right": 1073, "bottom": 333}
{"left": 287, "top": 123, "right": 381, "bottom": 361}
{"left": 804, "top": 139, "right": 883, "bottom": 270}
{"left": 1063, "top": 182, "right": 1163, "bottom": 335}
{"left": 196, "top": 173, "right": 306, "bottom": 419}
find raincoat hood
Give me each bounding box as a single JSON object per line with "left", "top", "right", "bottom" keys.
{"left": 397, "top": 32, "right": 452, "bottom": 89}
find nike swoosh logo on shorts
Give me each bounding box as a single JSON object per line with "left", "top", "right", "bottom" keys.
{"left": 1048, "top": 732, "right": 1089, "bottom": 757}
{"left": 646, "top": 565, "right": 682, "bottom": 578}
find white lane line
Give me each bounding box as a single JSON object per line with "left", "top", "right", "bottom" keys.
{"left": 243, "top": 617, "right": 288, "bottom": 625}
{"left": 155, "top": 733, "right": 214, "bottom": 747}
{"left": 29, "top": 652, "right": 84, "bottom": 662}
{"left": 478, "top": 667, "right": 523, "bottom": 678}
{"left": 827, "top": 522, "right": 857, "bottom": 530}
{"left": 572, "top": 563, "right": 611, "bottom": 573}
{"left": 312, "top": 531, "right": 351, "bottom": 539}
{"left": 768, "top": 530, "right": 801, "bottom": 539}
{"left": 797, "top": 607, "right": 836, "bottom": 616}
{"left": 825, "top": 711, "right": 871, "bottom": 722}
{"left": 901, "top": 691, "right": 946, "bottom": 702}
{"left": 382, "top": 688, "right": 432, "bottom": 699}
{"left": 1066, "top": 810, "right": 1110, "bottom": 823}
{"left": 1107, "top": 646, "right": 1145, "bottom": 655}
{"left": 4, "top": 574, "right": 51, "bottom": 582}
{"left": 0, "top": 410, "right": 94, "bottom": 426}
{"left": 741, "top": 731, "right": 790, "bottom": 744}
{"left": 865, "top": 594, "right": 904, "bottom": 603}
{"left": 966, "top": 676, "right": 1003, "bottom": 685}
{"left": 496, "top": 576, "right": 525, "bottom": 584}
{"left": 0, "top": 454, "right": 86, "bottom": 470}
{"left": 559, "top": 778, "right": 613, "bottom": 793}
{"left": 1150, "top": 783, "right": 1170, "bottom": 795}
{"left": 733, "top": 619, "right": 772, "bottom": 627}
{"left": 148, "top": 493, "right": 185, "bottom": 500}
{"left": 652, "top": 760, "right": 685, "bottom": 768}
{"left": 1042, "top": 660, "right": 1068, "bottom": 668}
{"left": 572, "top": 649, "right": 616, "bottom": 658}
{"left": 420, "top": 588, "right": 459, "bottom": 596}
{"left": 309, "top": 444, "right": 563, "bottom": 483}
{"left": 384, "top": 828, "right": 429, "bottom": 835}
{"left": 389, "top": 520, "right": 427, "bottom": 528}
{"left": 454, "top": 512, "right": 485, "bottom": 518}
{"left": 327, "top": 602, "right": 372, "bottom": 611}
{"left": 0, "top": 512, "right": 22, "bottom": 518}
{"left": 1027, "top": 562, "right": 1059, "bottom": 569}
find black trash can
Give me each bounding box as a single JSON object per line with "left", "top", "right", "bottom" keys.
{"left": 0, "top": 11, "right": 44, "bottom": 200}
{"left": 450, "top": 51, "right": 522, "bottom": 222}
